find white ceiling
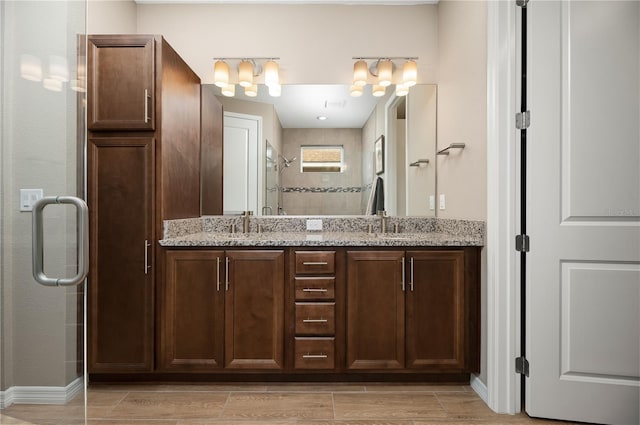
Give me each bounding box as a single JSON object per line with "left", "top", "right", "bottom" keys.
{"left": 210, "top": 84, "right": 380, "bottom": 128}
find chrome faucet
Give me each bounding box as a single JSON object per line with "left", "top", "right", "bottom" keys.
{"left": 242, "top": 210, "right": 253, "bottom": 233}
{"left": 377, "top": 210, "right": 388, "bottom": 233}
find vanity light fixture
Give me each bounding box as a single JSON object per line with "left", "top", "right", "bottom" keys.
{"left": 372, "top": 84, "right": 386, "bottom": 97}
{"left": 213, "top": 57, "right": 281, "bottom": 97}
{"left": 351, "top": 57, "right": 418, "bottom": 97}
{"left": 350, "top": 84, "right": 363, "bottom": 97}
{"left": 244, "top": 83, "right": 258, "bottom": 97}
{"left": 213, "top": 60, "right": 230, "bottom": 87}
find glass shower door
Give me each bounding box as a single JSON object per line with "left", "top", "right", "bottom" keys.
{"left": 0, "top": 0, "right": 88, "bottom": 423}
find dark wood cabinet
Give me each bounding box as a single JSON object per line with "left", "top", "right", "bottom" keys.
{"left": 225, "top": 250, "right": 285, "bottom": 369}
{"left": 87, "top": 34, "right": 202, "bottom": 375}
{"left": 160, "top": 249, "right": 285, "bottom": 372}
{"left": 346, "top": 251, "right": 405, "bottom": 370}
{"left": 346, "top": 249, "right": 479, "bottom": 373}
{"left": 405, "top": 250, "right": 465, "bottom": 370}
{"left": 87, "top": 137, "right": 155, "bottom": 372}
{"left": 88, "top": 35, "right": 155, "bottom": 131}
{"left": 161, "top": 250, "right": 224, "bottom": 371}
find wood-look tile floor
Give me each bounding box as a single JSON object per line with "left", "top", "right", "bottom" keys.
{"left": 0, "top": 383, "right": 578, "bottom": 425}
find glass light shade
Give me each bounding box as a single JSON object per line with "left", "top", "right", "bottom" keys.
{"left": 395, "top": 82, "right": 409, "bottom": 97}
{"left": 372, "top": 84, "right": 386, "bottom": 97}
{"left": 353, "top": 60, "right": 368, "bottom": 87}
{"left": 213, "top": 61, "right": 230, "bottom": 88}
{"left": 238, "top": 61, "right": 254, "bottom": 88}
{"left": 268, "top": 83, "right": 281, "bottom": 97}
{"left": 244, "top": 84, "right": 258, "bottom": 97}
{"left": 20, "top": 54, "right": 42, "bottom": 81}
{"left": 350, "top": 84, "right": 363, "bottom": 97}
{"left": 264, "top": 60, "right": 279, "bottom": 87}
{"left": 49, "top": 55, "right": 69, "bottom": 82}
{"left": 43, "top": 78, "right": 63, "bottom": 92}
{"left": 377, "top": 60, "right": 393, "bottom": 87}
{"left": 221, "top": 83, "right": 235, "bottom": 97}
{"left": 403, "top": 60, "right": 417, "bottom": 87}
{"left": 70, "top": 78, "right": 86, "bottom": 92}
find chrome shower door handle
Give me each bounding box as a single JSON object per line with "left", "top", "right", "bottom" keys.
{"left": 32, "top": 196, "right": 89, "bottom": 287}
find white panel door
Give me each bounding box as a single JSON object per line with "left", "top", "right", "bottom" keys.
{"left": 527, "top": 1, "right": 640, "bottom": 424}
{"left": 223, "top": 114, "right": 259, "bottom": 215}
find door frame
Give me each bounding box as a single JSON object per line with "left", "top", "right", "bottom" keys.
{"left": 485, "top": 0, "right": 521, "bottom": 415}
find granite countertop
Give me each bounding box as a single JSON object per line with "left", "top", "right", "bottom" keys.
{"left": 159, "top": 216, "right": 485, "bottom": 247}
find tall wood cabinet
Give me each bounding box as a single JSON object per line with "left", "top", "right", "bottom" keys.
{"left": 87, "top": 35, "right": 201, "bottom": 373}
{"left": 160, "top": 249, "right": 285, "bottom": 372}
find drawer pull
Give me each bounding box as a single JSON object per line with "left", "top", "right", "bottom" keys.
{"left": 302, "top": 318, "right": 328, "bottom": 323}
{"left": 303, "top": 353, "right": 328, "bottom": 359}
{"left": 303, "top": 261, "right": 328, "bottom": 266}
{"left": 302, "top": 288, "right": 328, "bottom": 293}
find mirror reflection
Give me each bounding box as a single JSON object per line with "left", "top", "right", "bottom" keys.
{"left": 209, "top": 84, "right": 437, "bottom": 217}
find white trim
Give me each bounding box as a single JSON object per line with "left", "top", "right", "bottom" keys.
{"left": 0, "top": 377, "right": 84, "bottom": 408}
{"left": 486, "top": 0, "right": 520, "bottom": 415}
{"left": 471, "top": 374, "right": 489, "bottom": 404}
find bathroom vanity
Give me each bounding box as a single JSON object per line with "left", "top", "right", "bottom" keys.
{"left": 89, "top": 216, "right": 483, "bottom": 383}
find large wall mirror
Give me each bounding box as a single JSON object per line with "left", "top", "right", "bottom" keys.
{"left": 208, "top": 83, "right": 437, "bottom": 217}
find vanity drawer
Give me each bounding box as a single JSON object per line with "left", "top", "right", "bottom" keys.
{"left": 294, "top": 337, "right": 335, "bottom": 369}
{"left": 295, "top": 303, "right": 335, "bottom": 335}
{"left": 295, "top": 277, "right": 335, "bottom": 300}
{"left": 295, "top": 251, "right": 335, "bottom": 275}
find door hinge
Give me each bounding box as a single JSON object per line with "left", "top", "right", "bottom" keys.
{"left": 516, "top": 0, "right": 529, "bottom": 8}
{"left": 515, "top": 356, "right": 530, "bottom": 376}
{"left": 516, "top": 111, "right": 531, "bottom": 129}
{"left": 515, "top": 234, "right": 530, "bottom": 252}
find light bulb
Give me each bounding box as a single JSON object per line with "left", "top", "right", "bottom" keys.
{"left": 238, "top": 61, "right": 253, "bottom": 88}
{"left": 350, "top": 85, "right": 363, "bottom": 97}
{"left": 395, "top": 82, "right": 409, "bottom": 97}
{"left": 213, "top": 60, "right": 229, "bottom": 88}
{"left": 20, "top": 54, "right": 42, "bottom": 81}
{"left": 372, "top": 84, "right": 386, "bottom": 97}
{"left": 221, "top": 83, "right": 235, "bottom": 97}
{"left": 244, "top": 84, "right": 258, "bottom": 97}
{"left": 353, "top": 60, "right": 368, "bottom": 87}
{"left": 377, "top": 60, "right": 393, "bottom": 87}
{"left": 268, "top": 83, "right": 281, "bottom": 97}
{"left": 264, "top": 60, "right": 279, "bottom": 87}
{"left": 402, "top": 60, "right": 417, "bottom": 87}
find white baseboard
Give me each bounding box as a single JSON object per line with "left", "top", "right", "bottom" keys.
{"left": 0, "top": 377, "right": 83, "bottom": 409}
{"left": 470, "top": 374, "right": 489, "bottom": 405}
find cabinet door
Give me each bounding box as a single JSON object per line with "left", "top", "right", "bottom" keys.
{"left": 346, "top": 251, "right": 405, "bottom": 369}
{"left": 88, "top": 137, "right": 154, "bottom": 372}
{"left": 225, "top": 250, "right": 284, "bottom": 369}
{"left": 88, "top": 35, "right": 155, "bottom": 131}
{"left": 161, "top": 250, "right": 224, "bottom": 371}
{"left": 406, "top": 250, "right": 465, "bottom": 370}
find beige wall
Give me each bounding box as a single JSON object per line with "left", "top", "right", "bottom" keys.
{"left": 436, "top": 0, "right": 488, "bottom": 386}
{"left": 436, "top": 0, "right": 487, "bottom": 221}
{"left": 135, "top": 4, "right": 438, "bottom": 85}
{"left": 88, "top": 0, "right": 137, "bottom": 34}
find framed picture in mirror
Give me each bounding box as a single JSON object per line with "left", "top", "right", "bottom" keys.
{"left": 374, "top": 135, "right": 385, "bottom": 175}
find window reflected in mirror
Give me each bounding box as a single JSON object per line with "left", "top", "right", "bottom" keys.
{"left": 301, "top": 145, "right": 344, "bottom": 173}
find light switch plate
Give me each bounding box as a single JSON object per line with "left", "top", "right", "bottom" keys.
{"left": 306, "top": 219, "right": 323, "bottom": 231}
{"left": 439, "top": 194, "right": 446, "bottom": 210}
{"left": 20, "top": 189, "right": 43, "bottom": 212}
{"left": 429, "top": 195, "right": 435, "bottom": 210}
